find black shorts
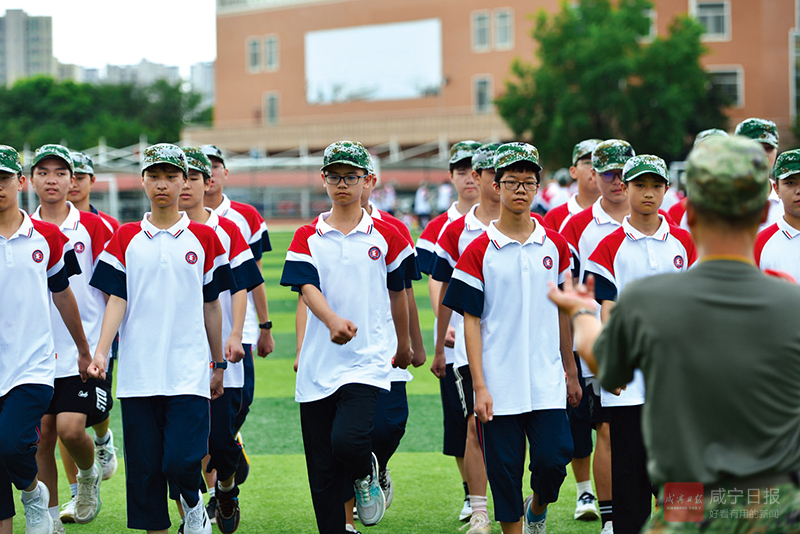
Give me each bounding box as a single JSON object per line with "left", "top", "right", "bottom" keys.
{"left": 585, "top": 377, "right": 609, "bottom": 426}
{"left": 441, "top": 363, "right": 473, "bottom": 457}
{"left": 45, "top": 375, "right": 113, "bottom": 426}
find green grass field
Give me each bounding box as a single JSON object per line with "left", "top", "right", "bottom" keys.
{"left": 13, "top": 230, "right": 601, "bottom": 533}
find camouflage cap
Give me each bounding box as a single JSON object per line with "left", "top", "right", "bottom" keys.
{"left": 692, "top": 128, "right": 728, "bottom": 149}
{"left": 32, "top": 144, "right": 74, "bottom": 174}
{"left": 685, "top": 136, "right": 770, "bottom": 216}
{"left": 553, "top": 168, "right": 571, "bottom": 186}
{"left": 70, "top": 151, "right": 94, "bottom": 175}
{"left": 321, "top": 140, "right": 372, "bottom": 173}
{"left": 472, "top": 143, "right": 501, "bottom": 171}
{"left": 182, "top": 147, "right": 213, "bottom": 178}
{"left": 622, "top": 155, "right": 669, "bottom": 184}
{"left": 449, "top": 140, "right": 483, "bottom": 166}
{"left": 0, "top": 145, "right": 23, "bottom": 174}
{"left": 774, "top": 149, "right": 800, "bottom": 181}
{"left": 493, "top": 142, "right": 542, "bottom": 172}
{"left": 141, "top": 143, "right": 188, "bottom": 176}
{"left": 572, "top": 139, "right": 602, "bottom": 166}
{"left": 734, "top": 118, "right": 779, "bottom": 149}
{"left": 592, "top": 139, "right": 635, "bottom": 173}
{"left": 201, "top": 144, "right": 225, "bottom": 166}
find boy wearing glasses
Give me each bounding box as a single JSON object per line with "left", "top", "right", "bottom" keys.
{"left": 280, "top": 141, "right": 416, "bottom": 534}
{"left": 443, "top": 142, "right": 580, "bottom": 534}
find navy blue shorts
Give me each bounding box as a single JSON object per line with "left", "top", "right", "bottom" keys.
{"left": 441, "top": 364, "right": 473, "bottom": 457}
{"left": 207, "top": 387, "right": 243, "bottom": 482}
{"left": 234, "top": 344, "right": 254, "bottom": 432}
{"left": 120, "top": 395, "right": 210, "bottom": 531}
{"left": 585, "top": 377, "right": 610, "bottom": 425}
{"left": 478, "top": 409, "right": 573, "bottom": 523}
{"left": 567, "top": 353, "right": 593, "bottom": 458}
{"left": 0, "top": 384, "right": 53, "bottom": 521}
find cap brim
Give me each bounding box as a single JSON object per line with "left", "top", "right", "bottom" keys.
{"left": 142, "top": 160, "right": 186, "bottom": 174}
{"left": 0, "top": 164, "right": 20, "bottom": 174}
{"left": 623, "top": 169, "right": 670, "bottom": 184}
{"left": 776, "top": 169, "right": 800, "bottom": 181}
{"left": 320, "top": 161, "right": 368, "bottom": 172}
{"left": 32, "top": 154, "right": 72, "bottom": 171}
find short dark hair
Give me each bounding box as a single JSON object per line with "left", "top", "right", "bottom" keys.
{"left": 208, "top": 155, "right": 225, "bottom": 169}
{"left": 477, "top": 168, "right": 496, "bottom": 178}
{"left": 495, "top": 162, "right": 540, "bottom": 183}
{"left": 688, "top": 199, "right": 765, "bottom": 230}
{"left": 449, "top": 159, "right": 472, "bottom": 173}
{"left": 32, "top": 157, "right": 73, "bottom": 177}
{"left": 143, "top": 163, "right": 187, "bottom": 177}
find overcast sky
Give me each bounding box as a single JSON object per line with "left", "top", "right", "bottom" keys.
{"left": 3, "top": 0, "right": 217, "bottom": 76}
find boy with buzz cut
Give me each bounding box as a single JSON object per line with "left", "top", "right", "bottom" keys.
{"left": 443, "top": 142, "right": 580, "bottom": 534}
{"left": 585, "top": 155, "right": 696, "bottom": 534}
{"left": 544, "top": 139, "right": 602, "bottom": 232}
{"left": 30, "top": 144, "right": 109, "bottom": 532}
{"left": 735, "top": 118, "right": 782, "bottom": 231}
{"left": 177, "top": 147, "right": 263, "bottom": 534}
{"left": 280, "top": 141, "right": 416, "bottom": 534}
{"left": 0, "top": 145, "right": 91, "bottom": 534}
{"left": 87, "top": 143, "right": 235, "bottom": 534}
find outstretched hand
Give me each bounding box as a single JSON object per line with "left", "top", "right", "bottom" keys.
{"left": 547, "top": 273, "right": 598, "bottom": 318}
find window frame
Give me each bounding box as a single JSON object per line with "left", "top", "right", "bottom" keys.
{"left": 494, "top": 8, "right": 514, "bottom": 50}
{"left": 473, "top": 74, "right": 494, "bottom": 114}
{"left": 707, "top": 65, "right": 744, "bottom": 108}
{"left": 471, "top": 10, "right": 491, "bottom": 52}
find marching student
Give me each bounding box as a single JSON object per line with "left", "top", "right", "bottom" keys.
{"left": 544, "top": 139, "right": 602, "bottom": 232}
{"left": 734, "top": 118, "right": 782, "bottom": 231}
{"left": 88, "top": 143, "right": 234, "bottom": 534}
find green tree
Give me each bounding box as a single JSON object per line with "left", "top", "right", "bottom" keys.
{"left": 495, "top": 0, "right": 729, "bottom": 167}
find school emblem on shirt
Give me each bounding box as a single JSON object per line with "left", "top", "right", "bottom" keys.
{"left": 368, "top": 246, "right": 382, "bottom": 260}
{"left": 74, "top": 242, "right": 85, "bottom": 253}
{"left": 185, "top": 251, "right": 198, "bottom": 264}
{"left": 543, "top": 256, "right": 554, "bottom": 270}
{"left": 32, "top": 250, "right": 44, "bottom": 263}
{"left": 674, "top": 255, "right": 684, "bottom": 269}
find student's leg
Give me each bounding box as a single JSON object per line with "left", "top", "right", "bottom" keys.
{"left": 525, "top": 409, "right": 574, "bottom": 526}
{"left": 371, "top": 382, "right": 408, "bottom": 471}
{"left": 35, "top": 414, "right": 59, "bottom": 511}
{"left": 58, "top": 439, "right": 78, "bottom": 487}
{"left": 163, "top": 395, "right": 210, "bottom": 506}
{"left": 0, "top": 518, "right": 10, "bottom": 534}
{"left": 441, "top": 364, "right": 470, "bottom": 517}
{"left": 330, "top": 384, "right": 380, "bottom": 481}
{"left": 56, "top": 412, "right": 94, "bottom": 469}
{"left": 609, "top": 405, "right": 652, "bottom": 534}
{"left": 587, "top": 377, "right": 613, "bottom": 526}
{"left": 457, "top": 365, "right": 489, "bottom": 525}
{"left": 477, "top": 414, "right": 526, "bottom": 532}
{"left": 234, "top": 345, "right": 254, "bottom": 433}
{"left": 207, "top": 389, "right": 242, "bottom": 486}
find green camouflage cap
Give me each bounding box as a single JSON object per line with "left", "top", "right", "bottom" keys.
{"left": 449, "top": 140, "right": 483, "bottom": 166}
{"left": 0, "top": 145, "right": 23, "bottom": 174}
{"left": 774, "top": 149, "right": 800, "bottom": 181}
{"left": 472, "top": 143, "right": 501, "bottom": 171}
{"left": 321, "top": 140, "right": 371, "bottom": 172}
{"left": 734, "top": 118, "right": 779, "bottom": 149}
{"left": 622, "top": 155, "right": 669, "bottom": 184}
{"left": 592, "top": 139, "right": 635, "bottom": 173}
{"left": 493, "top": 142, "right": 542, "bottom": 172}
{"left": 32, "top": 144, "right": 74, "bottom": 174}
{"left": 692, "top": 128, "right": 728, "bottom": 149}
{"left": 201, "top": 144, "right": 225, "bottom": 166}
{"left": 182, "top": 147, "right": 212, "bottom": 178}
{"left": 141, "top": 143, "right": 188, "bottom": 176}
{"left": 572, "top": 139, "right": 602, "bottom": 166}
{"left": 70, "top": 151, "right": 94, "bottom": 175}
{"left": 685, "top": 136, "right": 770, "bottom": 216}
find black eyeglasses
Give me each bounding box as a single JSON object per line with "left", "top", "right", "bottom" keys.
{"left": 498, "top": 180, "right": 539, "bottom": 191}
{"left": 599, "top": 170, "right": 623, "bottom": 183}
{"left": 324, "top": 174, "right": 368, "bottom": 185}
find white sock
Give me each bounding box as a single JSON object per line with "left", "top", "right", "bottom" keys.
{"left": 208, "top": 486, "right": 216, "bottom": 498}
{"left": 49, "top": 506, "right": 59, "bottom": 519}
{"left": 470, "top": 495, "right": 488, "bottom": 516}
{"left": 21, "top": 484, "right": 40, "bottom": 503}
{"left": 78, "top": 465, "right": 96, "bottom": 477}
{"left": 219, "top": 480, "right": 235, "bottom": 492}
{"left": 70, "top": 483, "right": 78, "bottom": 498}
{"left": 576, "top": 481, "right": 593, "bottom": 496}
{"left": 94, "top": 431, "right": 110, "bottom": 445}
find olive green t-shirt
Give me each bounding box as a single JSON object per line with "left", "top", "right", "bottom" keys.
{"left": 595, "top": 259, "right": 800, "bottom": 487}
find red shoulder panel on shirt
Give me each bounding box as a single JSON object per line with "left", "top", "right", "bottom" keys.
{"left": 544, "top": 227, "right": 572, "bottom": 274}
{"left": 188, "top": 221, "right": 227, "bottom": 274}
{"left": 588, "top": 227, "right": 626, "bottom": 278}
{"left": 438, "top": 215, "right": 467, "bottom": 262}
{"left": 103, "top": 222, "right": 141, "bottom": 268}
{"left": 78, "top": 211, "right": 113, "bottom": 263}
{"left": 32, "top": 219, "right": 69, "bottom": 271}
{"left": 288, "top": 224, "right": 317, "bottom": 256}
{"left": 97, "top": 210, "right": 121, "bottom": 231}
{"left": 456, "top": 232, "right": 491, "bottom": 283}
{"left": 378, "top": 209, "right": 413, "bottom": 247}
{"left": 669, "top": 225, "right": 698, "bottom": 266}
{"left": 667, "top": 198, "right": 687, "bottom": 225}
{"left": 229, "top": 200, "right": 265, "bottom": 235}
{"left": 419, "top": 212, "right": 449, "bottom": 244}
{"left": 544, "top": 203, "right": 569, "bottom": 231}
{"left": 561, "top": 206, "right": 595, "bottom": 252}
{"left": 373, "top": 217, "right": 410, "bottom": 265}
{"left": 754, "top": 223, "right": 781, "bottom": 266}
{"left": 218, "top": 216, "right": 250, "bottom": 259}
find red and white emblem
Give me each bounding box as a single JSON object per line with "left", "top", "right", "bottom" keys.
{"left": 32, "top": 250, "right": 44, "bottom": 263}
{"left": 543, "top": 256, "right": 554, "bottom": 270}
{"left": 368, "top": 246, "right": 381, "bottom": 260}
{"left": 673, "top": 255, "right": 684, "bottom": 269}
{"left": 74, "top": 242, "right": 85, "bottom": 253}
{"left": 186, "top": 251, "right": 198, "bottom": 264}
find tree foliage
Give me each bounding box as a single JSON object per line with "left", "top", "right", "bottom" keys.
{"left": 0, "top": 77, "right": 204, "bottom": 151}
{"left": 495, "top": 0, "right": 729, "bottom": 167}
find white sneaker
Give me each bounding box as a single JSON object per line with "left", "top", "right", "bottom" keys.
{"left": 601, "top": 520, "right": 614, "bottom": 534}
{"left": 181, "top": 491, "right": 212, "bottom": 534}
{"left": 378, "top": 469, "right": 394, "bottom": 510}
{"left": 95, "top": 430, "right": 118, "bottom": 481}
{"left": 465, "top": 510, "right": 491, "bottom": 534}
{"left": 353, "top": 453, "right": 385, "bottom": 527}
{"left": 75, "top": 463, "right": 101, "bottom": 523}
{"left": 59, "top": 496, "right": 76, "bottom": 523}
{"left": 574, "top": 491, "right": 600, "bottom": 520}
{"left": 21, "top": 480, "right": 54, "bottom": 534}
{"left": 459, "top": 496, "right": 473, "bottom": 521}
{"left": 345, "top": 524, "right": 362, "bottom": 534}
{"left": 522, "top": 494, "right": 548, "bottom": 534}
{"left": 52, "top": 517, "right": 66, "bottom": 534}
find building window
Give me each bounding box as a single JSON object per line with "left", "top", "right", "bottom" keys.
{"left": 494, "top": 9, "right": 514, "bottom": 49}
{"left": 246, "top": 37, "right": 260, "bottom": 73}
{"left": 709, "top": 68, "right": 743, "bottom": 107}
{"left": 264, "top": 35, "right": 279, "bottom": 72}
{"left": 472, "top": 11, "right": 491, "bottom": 52}
{"left": 639, "top": 8, "right": 657, "bottom": 42}
{"left": 264, "top": 92, "right": 279, "bottom": 125}
{"left": 474, "top": 76, "right": 493, "bottom": 114}
{"left": 697, "top": 2, "right": 730, "bottom": 40}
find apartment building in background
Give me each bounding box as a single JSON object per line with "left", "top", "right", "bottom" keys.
{"left": 0, "top": 9, "right": 54, "bottom": 87}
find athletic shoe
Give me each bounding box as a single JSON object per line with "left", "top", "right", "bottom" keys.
{"left": 345, "top": 524, "right": 362, "bottom": 534}
{"left": 459, "top": 495, "right": 473, "bottom": 521}
{"left": 94, "top": 430, "right": 118, "bottom": 481}
{"left": 522, "top": 494, "right": 545, "bottom": 534}
{"left": 178, "top": 520, "right": 185, "bottom": 534}
{"left": 601, "top": 521, "right": 614, "bottom": 534}
{"left": 234, "top": 432, "right": 250, "bottom": 486}
{"left": 205, "top": 496, "right": 217, "bottom": 525}
{"left": 214, "top": 483, "right": 241, "bottom": 534}
{"left": 465, "top": 510, "right": 491, "bottom": 534}
{"left": 21, "top": 480, "right": 53, "bottom": 534}
{"left": 181, "top": 491, "right": 212, "bottom": 534}
{"left": 353, "top": 453, "right": 385, "bottom": 526}
{"left": 352, "top": 504, "right": 358, "bottom": 521}
{"left": 574, "top": 491, "right": 600, "bottom": 521}
{"left": 59, "top": 496, "right": 76, "bottom": 523}
{"left": 75, "top": 463, "right": 102, "bottom": 524}
{"left": 378, "top": 469, "right": 394, "bottom": 510}
{"left": 53, "top": 517, "right": 66, "bottom": 534}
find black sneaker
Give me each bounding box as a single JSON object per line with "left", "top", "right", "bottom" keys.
{"left": 215, "top": 483, "right": 241, "bottom": 534}
{"left": 234, "top": 433, "right": 250, "bottom": 486}
{"left": 205, "top": 496, "right": 217, "bottom": 525}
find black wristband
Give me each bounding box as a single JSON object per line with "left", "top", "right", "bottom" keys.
{"left": 259, "top": 320, "right": 273, "bottom": 330}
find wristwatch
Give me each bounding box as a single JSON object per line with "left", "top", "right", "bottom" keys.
{"left": 259, "top": 320, "right": 273, "bottom": 330}
{"left": 210, "top": 360, "right": 228, "bottom": 370}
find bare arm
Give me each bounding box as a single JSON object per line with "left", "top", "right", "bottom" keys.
{"left": 560, "top": 310, "right": 582, "bottom": 407}
{"left": 600, "top": 300, "right": 615, "bottom": 324}
{"left": 464, "top": 312, "right": 492, "bottom": 423}
{"left": 427, "top": 277, "right": 441, "bottom": 316}
{"left": 294, "top": 295, "right": 307, "bottom": 372}
{"left": 225, "top": 289, "right": 247, "bottom": 364}
{"left": 406, "top": 286, "right": 427, "bottom": 367}
{"left": 88, "top": 294, "right": 127, "bottom": 380}
{"left": 431, "top": 280, "right": 452, "bottom": 378}
{"left": 547, "top": 274, "right": 602, "bottom": 376}
{"left": 301, "top": 284, "right": 357, "bottom": 344}
{"left": 389, "top": 289, "right": 413, "bottom": 369}
{"left": 204, "top": 299, "right": 225, "bottom": 400}
{"left": 52, "top": 287, "right": 92, "bottom": 382}
{"left": 252, "top": 258, "right": 275, "bottom": 358}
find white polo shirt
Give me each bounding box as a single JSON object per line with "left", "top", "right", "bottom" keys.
{"left": 755, "top": 217, "right": 800, "bottom": 282}
{"left": 760, "top": 191, "right": 785, "bottom": 233}
{"left": 213, "top": 194, "right": 270, "bottom": 345}
{"left": 544, "top": 194, "right": 583, "bottom": 233}
{"left": 281, "top": 209, "right": 415, "bottom": 403}
{"left": 443, "top": 221, "right": 571, "bottom": 415}
{"left": 90, "top": 212, "right": 233, "bottom": 399}
{"left": 205, "top": 209, "right": 264, "bottom": 388}
{"left": 585, "top": 216, "right": 697, "bottom": 407}
{"left": 33, "top": 202, "right": 112, "bottom": 378}
{"left": 0, "top": 211, "right": 74, "bottom": 396}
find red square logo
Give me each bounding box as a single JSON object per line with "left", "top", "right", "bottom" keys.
{"left": 663, "top": 482, "right": 704, "bottom": 522}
